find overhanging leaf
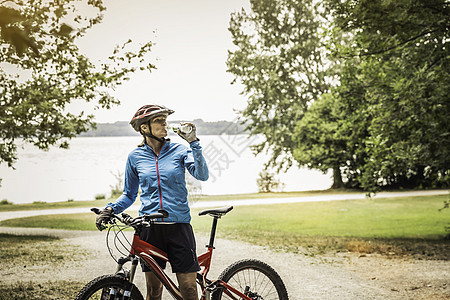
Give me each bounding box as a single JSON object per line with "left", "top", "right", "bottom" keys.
{"left": 57, "top": 23, "right": 73, "bottom": 37}
{"left": 0, "top": 7, "right": 25, "bottom": 26}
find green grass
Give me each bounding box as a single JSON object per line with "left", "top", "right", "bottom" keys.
{"left": 0, "top": 234, "right": 86, "bottom": 300}
{"left": 1, "top": 194, "right": 448, "bottom": 257}
{"left": 0, "top": 234, "right": 62, "bottom": 264}
{"left": 0, "top": 281, "right": 84, "bottom": 300}
{"left": 191, "top": 194, "right": 450, "bottom": 256}
{"left": 0, "top": 199, "right": 112, "bottom": 212}
{"left": 0, "top": 233, "right": 89, "bottom": 264}
{"left": 191, "top": 195, "right": 450, "bottom": 239}
{"left": 0, "top": 214, "right": 98, "bottom": 230}
{"left": 0, "top": 189, "right": 362, "bottom": 212}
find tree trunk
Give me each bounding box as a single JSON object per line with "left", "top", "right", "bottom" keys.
{"left": 331, "top": 166, "right": 344, "bottom": 189}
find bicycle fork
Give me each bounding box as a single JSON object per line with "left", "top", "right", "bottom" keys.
{"left": 115, "top": 255, "right": 139, "bottom": 282}
{"left": 100, "top": 256, "right": 139, "bottom": 300}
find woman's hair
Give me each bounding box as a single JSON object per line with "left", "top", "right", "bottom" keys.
{"left": 137, "top": 138, "right": 146, "bottom": 147}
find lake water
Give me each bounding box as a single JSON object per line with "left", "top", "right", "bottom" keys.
{"left": 0, "top": 135, "right": 332, "bottom": 204}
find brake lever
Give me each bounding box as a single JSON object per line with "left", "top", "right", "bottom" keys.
{"left": 142, "top": 221, "right": 152, "bottom": 227}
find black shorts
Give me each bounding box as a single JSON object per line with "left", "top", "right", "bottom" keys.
{"left": 139, "top": 223, "right": 200, "bottom": 274}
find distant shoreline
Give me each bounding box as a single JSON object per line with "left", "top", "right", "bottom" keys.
{"left": 78, "top": 119, "right": 248, "bottom": 137}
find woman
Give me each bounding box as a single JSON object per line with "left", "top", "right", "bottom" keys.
{"left": 96, "top": 104, "right": 209, "bottom": 300}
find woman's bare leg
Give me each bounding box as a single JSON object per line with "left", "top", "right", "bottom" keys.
{"left": 176, "top": 272, "right": 198, "bottom": 300}
{"left": 145, "top": 272, "right": 163, "bottom": 300}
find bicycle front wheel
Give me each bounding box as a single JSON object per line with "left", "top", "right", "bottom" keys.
{"left": 211, "top": 259, "right": 289, "bottom": 300}
{"left": 75, "top": 274, "right": 144, "bottom": 300}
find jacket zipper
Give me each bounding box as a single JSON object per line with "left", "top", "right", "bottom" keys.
{"left": 155, "top": 156, "right": 163, "bottom": 212}
{"left": 154, "top": 141, "right": 165, "bottom": 221}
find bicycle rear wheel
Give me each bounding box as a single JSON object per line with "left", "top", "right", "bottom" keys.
{"left": 75, "top": 274, "right": 144, "bottom": 300}
{"left": 211, "top": 259, "right": 289, "bottom": 300}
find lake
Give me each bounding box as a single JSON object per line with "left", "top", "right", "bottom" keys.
{"left": 0, "top": 135, "right": 332, "bottom": 204}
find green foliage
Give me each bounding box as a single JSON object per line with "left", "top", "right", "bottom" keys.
{"left": 322, "top": 0, "right": 450, "bottom": 191}
{"left": 0, "top": 6, "right": 39, "bottom": 56}
{"left": 234, "top": 0, "right": 449, "bottom": 192}
{"left": 0, "top": 199, "right": 12, "bottom": 205}
{"left": 293, "top": 93, "right": 349, "bottom": 188}
{"left": 109, "top": 170, "right": 123, "bottom": 198}
{"left": 95, "top": 194, "right": 106, "bottom": 200}
{"left": 0, "top": 0, "right": 155, "bottom": 168}
{"left": 227, "top": 0, "right": 336, "bottom": 171}
{"left": 256, "top": 170, "right": 284, "bottom": 193}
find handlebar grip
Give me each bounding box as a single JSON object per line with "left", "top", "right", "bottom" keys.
{"left": 144, "top": 210, "right": 169, "bottom": 221}
{"left": 158, "top": 209, "right": 169, "bottom": 218}
{"left": 91, "top": 208, "right": 101, "bottom": 215}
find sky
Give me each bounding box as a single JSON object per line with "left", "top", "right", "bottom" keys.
{"left": 74, "top": 0, "right": 251, "bottom": 124}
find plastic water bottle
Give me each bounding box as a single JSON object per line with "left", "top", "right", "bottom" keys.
{"left": 167, "top": 123, "right": 193, "bottom": 134}
{"left": 180, "top": 123, "right": 193, "bottom": 134}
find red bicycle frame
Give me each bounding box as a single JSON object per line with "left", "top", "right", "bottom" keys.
{"left": 129, "top": 234, "right": 183, "bottom": 299}
{"left": 128, "top": 215, "right": 253, "bottom": 300}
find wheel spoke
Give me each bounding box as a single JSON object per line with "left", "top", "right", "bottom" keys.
{"left": 75, "top": 275, "right": 143, "bottom": 300}
{"left": 212, "top": 259, "right": 288, "bottom": 300}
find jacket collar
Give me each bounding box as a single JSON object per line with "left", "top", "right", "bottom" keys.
{"left": 143, "top": 138, "right": 170, "bottom": 156}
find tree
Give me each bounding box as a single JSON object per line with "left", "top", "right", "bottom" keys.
{"left": 0, "top": 0, "right": 155, "bottom": 167}
{"left": 324, "top": 0, "right": 450, "bottom": 190}
{"left": 292, "top": 93, "right": 347, "bottom": 188}
{"left": 227, "top": 0, "right": 335, "bottom": 172}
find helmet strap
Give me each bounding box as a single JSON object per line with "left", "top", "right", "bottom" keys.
{"left": 141, "top": 120, "right": 165, "bottom": 143}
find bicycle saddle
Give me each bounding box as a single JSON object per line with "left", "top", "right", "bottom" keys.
{"left": 199, "top": 206, "right": 233, "bottom": 217}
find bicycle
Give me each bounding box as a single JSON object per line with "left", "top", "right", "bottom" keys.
{"left": 75, "top": 206, "right": 289, "bottom": 300}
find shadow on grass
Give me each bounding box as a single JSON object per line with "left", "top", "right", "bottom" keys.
{"left": 228, "top": 231, "right": 450, "bottom": 260}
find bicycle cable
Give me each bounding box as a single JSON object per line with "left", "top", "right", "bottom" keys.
{"left": 114, "top": 224, "right": 133, "bottom": 257}
{"left": 106, "top": 223, "right": 130, "bottom": 263}
{"left": 105, "top": 215, "right": 154, "bottom": 266}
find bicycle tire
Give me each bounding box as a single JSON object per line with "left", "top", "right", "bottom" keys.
{"left": 75, "top": 274, "right": 144, "bottom": 300}
{"left": 211, "top": 259, "right": 289, "bottom": 300}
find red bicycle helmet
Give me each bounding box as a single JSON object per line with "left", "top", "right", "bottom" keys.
{"left": 129, "top": 104, "right": 174, "bottom": 132}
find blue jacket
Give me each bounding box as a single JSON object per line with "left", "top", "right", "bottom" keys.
{"left": 107, "top": 140, "right": 209, "bottom": 223}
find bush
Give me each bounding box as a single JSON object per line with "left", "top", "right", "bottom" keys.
{"left": 256, "top": 170, "right": 285, "bottom": 193}
{"left": 95, "top": 194, "right": 106, "bottom": 200}
{"left": 110, "top": 170, "right": 124, "bottom": 198}
{"left": 0, "top": 199, "right": 12, "bottom": 205}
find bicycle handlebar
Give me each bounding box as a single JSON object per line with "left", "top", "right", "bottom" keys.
{"left": 91, "top": 208, "right": 169, "bottom": 228}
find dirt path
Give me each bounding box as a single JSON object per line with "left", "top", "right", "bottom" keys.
{"left": 1, "top": 227, "right": 449, "bottom": 299}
